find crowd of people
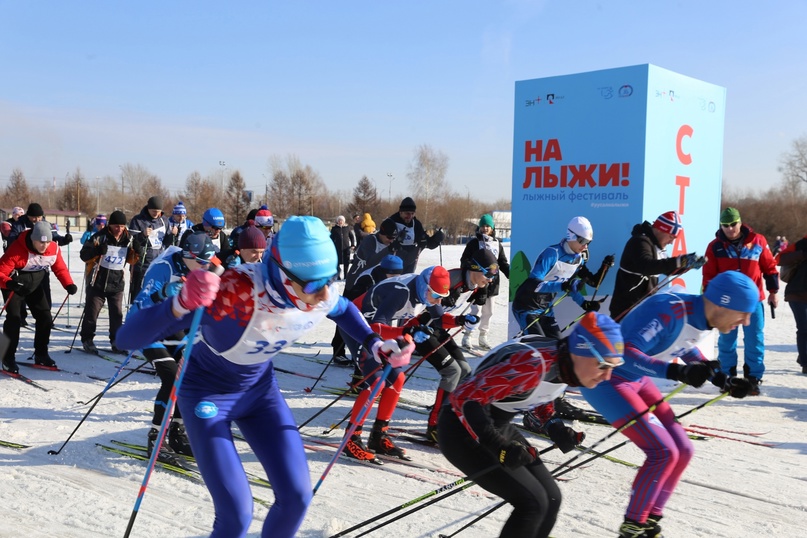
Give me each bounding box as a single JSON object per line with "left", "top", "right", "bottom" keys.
{"left": 1, "top": 196, "right": 801, "bottom": 538}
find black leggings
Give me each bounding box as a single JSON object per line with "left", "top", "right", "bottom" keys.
{"left": 143, "top": 346, "right": 182, "bottom": 425}
{"left": 437, "top": 408, "right": 562, "bottom": 538}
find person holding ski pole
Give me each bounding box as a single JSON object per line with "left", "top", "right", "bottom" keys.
{"left": 438, "top": 312, "right": 625, "bottom": 538}
{"left": 78, "top": 211, "right": 134, "bottom": 355}
{"left": 610, "top": 211, "right": 705, "bottom": 320}
{"left": 339, "top": 265, "right": 479, "bottom": 457}
{"left": 0, "top": 222, "right": 77, "bottom": 373}
{"left": 580, "top": 271, "right": 757, "bottom": 538}
{"left": 116, "top": 216, "right": 412, "bottom": 538}
{"left": 514, "top": 216, "right": 614, "bottom": 427}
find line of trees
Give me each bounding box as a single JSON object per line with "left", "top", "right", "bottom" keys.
{"left": 13, "top": 133, "right": 805, "bottom": 244}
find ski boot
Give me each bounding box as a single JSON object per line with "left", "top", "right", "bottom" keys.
{"left": 618, "top": 518, "right": 655, "bottom": 538}
{"left": 148, "top": 427, "right": 187, "bottom": 468}
{"left": 2, "top": 356, "right": 19, "bottom": 375}
{"left": 368, "top": 420, "right": 411, "bottom": 460}
{"left": 33, "top": 353, "right": 57, "bottom": 368}
{"left": 168, "top": 421, "right": 194, "bottom": 456}
{"left": 461, "top": 331, "right": 472, "bottom": 349}
{"left": 478, "top": 331, "right": 491, "bottom": 350}
{"left": 82, "top": 340, "right": 99, "bottom": 354}
{"left": 342, "top": 427, "right": 378, "bottom": 463}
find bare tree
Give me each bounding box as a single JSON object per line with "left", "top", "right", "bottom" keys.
{"left": 267, "top": 154, "right": 326, "bottom": 219}
{"left": 56, "top": 168, "right": 93, "bottom": 212}
{"left": 3, "top": 168, "right": 32, "bottom": 208}
{"left": 177, "top": 171, "right": 222, "bottom": 222}
{"left": 406, "top": 144, "right": 450, "bottom": 226}
{"left": 779, "top": 135, "right": 807, "bottom": 187}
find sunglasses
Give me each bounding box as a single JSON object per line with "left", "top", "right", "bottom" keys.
{"left": 271, "top": 257, "right": 335, "bottom": 295}
{"left": 568, "top": 231, "right": 591, "bottom": 246}
{"left": 721, "top": 221, "right": 740, "bottom": 228}
{"left": 471, "top": 263, "right": 499, "bottom": 279}
{"left": 577, "top": 335, "right": 625, "bottom": 370}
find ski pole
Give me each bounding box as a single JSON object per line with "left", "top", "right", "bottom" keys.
{"left": 298, "top": 362, "right": 383, "bottom": 430}
{"left": 66, "top": 221, "right": 71, "bottom": 328}
{"left": 514, "top": 292, "right": 569, "bottom": 338}
{"left": 304, "top": 354, "right": 334, "bottom": 393}
{"left": 50, "top": 295, "right": 70, "bottom": 326}
{"left": 76, "top": 359, "right": 154, "bottom": 405}
{"left": 550, "top": 383, "right": 687, "bottom": 476}
{"left": 553, "top": 391, "right": 729, "bottom": 479}
{"left": 437, "top": 501, "right": 507, "bottom": 538}
{"left": 312, "top": 363, "right": 392, "bottom": 495}
{"left": 123, "top": 307, "right": 204, "bottom": 538}
{"left": 65, "top": 309, "right": 85, "bottom": 353}
{"left": 47, "top": 350, "right": 136, "bottom": 455}
{"left": 329, "top": 464, "right": 501, "bottom": 538}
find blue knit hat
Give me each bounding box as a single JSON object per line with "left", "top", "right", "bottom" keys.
{"left": 568, "top": 312, "right": 624, "bottom": 359}
{"left": 379, "top": 254, "right": 403, "bottom": 274}
{"left": 704, "top": 271, "right": 759, "bottom": 313}
{"left": 173, "top": 201, "right": 187, "bottom": 216}
{"left": 271, "top": 216, "right": 337, "bottom": 281}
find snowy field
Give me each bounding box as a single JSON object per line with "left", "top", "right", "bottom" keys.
{"left": 1, "top": 242, "right": 805, "bottom": 538}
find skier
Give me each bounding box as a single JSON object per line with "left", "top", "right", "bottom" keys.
{"left": 80, "top": 214, "right": 106, "bottom": 245}
{"left": 610, "top": 211, "right": 705, "bottom": 320}
{"left": 580, "top": 271, "right": 757, "bottom": 537}
{"left": 0, "top": 222, "right": 77, "bottom": 373}
{"left": 116, "top": 216, "right": 413, "bottom": 538}
{"left": 168, "top": 201, "right": 194, "bottom": 242}
{"left": 125, "top": 231, "right": 219, "bottom": 463}
{"left": 78, "top": 210, "right": 134, "bottom": 354}
{"left": 340, "top": 265, "right": 479, "bottom": 458}
{"left": 180, "top": 207, "right": 231, "bottom": 260}
{"left": 459, "top": 213, "right": 510, "bottom": 350}
{"left": 513, "top": 216, "right": 614, "bottom": 426}
{"left": 128, "top": 196, "right": 175, "bottom": 303}
{"left": 438, "top": 312, "right": 624, "bottom": 538}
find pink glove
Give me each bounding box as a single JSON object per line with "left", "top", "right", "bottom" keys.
{"left": 371, "top": 336, "right": 415, "bottom": 368}
{"left": 173, "top": 269, "right": 221, "bottom": 316}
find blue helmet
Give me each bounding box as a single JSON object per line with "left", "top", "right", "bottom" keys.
{"left": 202, "top": 208, "right": 225, "bottom": 229}
{"left": 270, "top": 216, "right": 337, "bottom": 282}
{"left": 182, "top": 231, "right": 217, "bottom": 263}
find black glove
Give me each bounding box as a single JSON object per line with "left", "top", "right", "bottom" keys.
{"left": 441, "top": 294, "right": 457, "bottom": 308}
{"left": 403, "top": 325, "right": 434, "bottom": 344}
{"left": 679, "top": 253, "right": 706, "bottom": 270}
{"left": 711, "top": 372, "right": 752, "bottom": 398}
{"left": 545, "top": 418, "right": 586, "bottom": 453}
{"left": 473, "top": 291, "right": 488, "bottom": 306}
{"left": 6, "top": 280, "right": 24, "bottom": 293}
{"left": 65, "top": 284, "right": 78, "bottom": 295}
{"left": 455, "top": 314, "right": 480, "bottom": 331}
{"left": 666, "top": 361, "right": 714, "bottom": 388}
{"left": 601, "top": 254, "right": 616, "bottom": 269}
{"left": 497, "top": 440, "right": 537, "bottom": 469}
{"left": 97, "top": 243, "right": 108, "bottom": 255}
{"left": 581, "top": 298, "right": 605, "bottom": 312}
{"left": 561, "top": 278, "right": 581, "bottom": 294}
{"left": 433, "top": 228, "right": 445, "bottom": 244}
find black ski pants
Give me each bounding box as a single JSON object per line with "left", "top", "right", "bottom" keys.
{"left": 2, "top": 286, "right": 52, "bottom": 362}
{"left": 80, "top": 286, "right": 124, "bottom": 345}
{"left": 437, "top": 408, "right": 561, "bottom": 538}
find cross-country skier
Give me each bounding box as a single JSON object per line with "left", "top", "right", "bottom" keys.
{"left": 580, "top": 271, "right": 756, "bottom": 538}
{"left": 438, "top": 312, "right": 624, "bottom": 538}
{"left": 514, "top": 216, "right": 615, "bottom": 427}
{"left": 340, "top": 265, "right": 479, "bottom": 458}
{"left": 116, "top": 216, "right": 413, "bottom": 538}
{"left": 126, "top": 231, "right": 219, "bottom": 465}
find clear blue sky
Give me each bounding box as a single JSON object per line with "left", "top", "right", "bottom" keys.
{"left": 1, "top": 1, "right": 803, "bottom": 201}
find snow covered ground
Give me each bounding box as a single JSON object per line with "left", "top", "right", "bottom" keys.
{"left": 1, "top": 242, "right": 805, "bottom": 538}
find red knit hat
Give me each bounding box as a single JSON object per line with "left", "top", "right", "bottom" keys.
{"left": 428, "top": 266, "right": 451, "bottom": 297}
{"left": 653, "top": 211, "right": 682, "bottom": 236}
{"left": 238, "top": 225, "right": 267, "bottom": 250}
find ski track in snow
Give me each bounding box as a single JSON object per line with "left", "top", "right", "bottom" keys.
{"left": 1, "top": 244, "right": 806, "bottom": 537}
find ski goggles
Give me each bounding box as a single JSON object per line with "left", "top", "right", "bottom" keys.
{"left": 568, "top": 230, "right": 592, "bottom": 246}
{"left": 577, "top": 334, "right": 625, "bottom": 370}
{"left": 427, "top": 285, "right": 449, "bottom": 300}
{"left": 271, "top": 257, "right": 336, "bottom": 295}
{"left": 470, "top": 263, "right": 499, "bottom": 279}
{"left": 182, "top": 251, "right": 213, "bottom": 266}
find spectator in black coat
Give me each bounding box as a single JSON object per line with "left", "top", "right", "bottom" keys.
{"left": 330, "top": 215, "right": 356, "bottom": 280}
{"left": 387, "top": 197, "right": 444, "bottom": 274}
{"left": 609, "top": 211, "right": 697, "bottom": 320}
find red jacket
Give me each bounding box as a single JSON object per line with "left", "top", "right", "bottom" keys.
{"left": 0, "top": 230, "right": 74, "bottom": 291}
{"left": 702, "top": 224, "right": 779, "bottom": 301}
